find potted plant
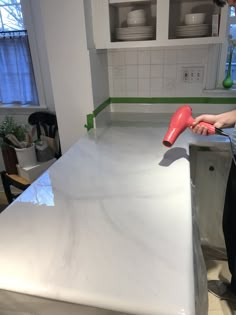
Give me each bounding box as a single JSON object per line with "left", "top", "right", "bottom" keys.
{"left": 0, "top": 116, "right": 35, "bottom": 174}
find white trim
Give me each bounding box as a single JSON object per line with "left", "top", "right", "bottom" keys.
{"left": 217, "top": 39, "right": 228, "bottom": 87}
{"left": 216, "top": 6, "right": 236, "bottom": 89}
{"left": 0, "top": 105, "right": 48, "bottom": 116}
{"left": 205, "top": 44, "right": 221, "bottom": 90}
{"left": 202, "top": 88, "right": 236, "bottom": 96}
{"left": 20, "top": 0, "right": 50, "bottom": 109}
{"left": 205, "top": 6, "right": 236, "bottom": 92}
{"left": 21, "top": 0, "right": 45, "bottom": 107}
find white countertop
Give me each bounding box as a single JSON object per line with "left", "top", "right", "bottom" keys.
{"left": 0, "top": 121, "right": 231, "bottom": 315}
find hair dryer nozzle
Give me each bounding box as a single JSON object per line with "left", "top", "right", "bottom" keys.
{"left": 162, "top": 127, "right": 183, "bottom": 147}
{"left": 162, "top": 105, "right": 193, "bottom": 147}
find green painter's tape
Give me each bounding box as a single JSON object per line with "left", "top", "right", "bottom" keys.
{"left": 93, "top": 98, "right": 111, "bottom": 117}
{"left": 84, "top": 114, "right": 94, "bottom": 131}
{"left": 110, "top": 97, "right": 236, "bottom": 104}
{"left": 85, "top": 96, "right": 236, "bottom": 131}
{"left": 85, "top": 98, "right": 111, "bottom": 131}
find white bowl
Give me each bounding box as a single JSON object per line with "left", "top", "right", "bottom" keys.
{"left": 127, "top": 16, "right": 146, "bottom": 27}
{"left": 184, "top": 13, "right": 206, "bottom": 25}
{"left": 127, "top": 9, "right": 145, "bottom": 18}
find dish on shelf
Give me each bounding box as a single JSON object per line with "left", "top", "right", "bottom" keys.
{"left": 184, "top": 13, "right": 206, "bottom": 25}
{"left": 116, "top": 33, "right": 154, "bottom": 41}
{"left": 116, "top": 26, "right": 154, "bottom": 41}
{"left": 109, "top": 0, "right": 152, "bottom": 4}
{"left": 176, "top": 24, "right": 210, "bottom": 37}
{"left": 177, "top": 24, "right": 209, "bottom": 30}
{"left": 127, "top": 9, "right": 146, "bottom": 18}
{"left": 116, "top": 26, "right": 153, "bottom": 33}
{"left": 127, "top": 16, "right": 146, "bottom": 26}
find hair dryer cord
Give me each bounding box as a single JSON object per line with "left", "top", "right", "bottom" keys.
{"left": 215, "top": 128, "right": 236, "bottom": 166}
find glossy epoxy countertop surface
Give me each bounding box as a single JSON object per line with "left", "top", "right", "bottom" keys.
{"left": 0, "top": 121, "right": 230, "bottom": 315}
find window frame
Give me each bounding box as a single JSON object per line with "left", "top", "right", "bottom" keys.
{"left": 217, "top": 6, "right": 236, "bottom": 89}
{"left": 0, "top": 0, "right": 49, "bottom": 109}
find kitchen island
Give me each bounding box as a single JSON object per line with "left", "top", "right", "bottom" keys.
{"left": 0, "top": 119, "right": 230, "bottom": 315}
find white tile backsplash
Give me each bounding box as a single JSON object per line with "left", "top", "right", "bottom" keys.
{"left": 150, "top": 65, "right": 163, "bottom": 78}
{"left": 176, "top": 47, "right": 208, "bottom": 64}
{"left": 150, "top": 78, "right": 163, "bottom": 97}
{"left": 138, "top": 65, "right": 150, "bottom": 78}
{"left": 126, "top": 78, "right": 138, "bottom": 96}
{"left": 112, "top": 51, "right": 125, "bottom": 66}
{"left": 163, "top": 65, "right": 177, "bottom": 79}
{"left": 113, "top": 66, "right": 125, "bottom": 78}
{"left": 113, "top": 78, "right": 126, "bottom": 96}
{"left": 163, "top": 49, "right": 177, "bottom": 65}
{"left": 163, "top": 78, "right": 177, "bottom": 96}
{"left": 126, "top": 65, "right": 138, "bottom": 78}
{"left": 150, "top": 50, "right": 164, "bottom": 65}
{"left": 125, "top": 50, "right": 138, "bottom": 65}
{"left": 138, "top": 50, "right": 151, "bottom": 65}
{"left": 108, "top": 46, "right": 210, "bottom": 98}
{"left": 138, "top": 78, "right": 150, "bottom": 96}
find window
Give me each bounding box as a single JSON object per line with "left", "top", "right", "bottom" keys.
{"left": 226, "top": 6, "right": 236, "bottom": 83}
{"left": 0, "top": 0, "right": 39, "bottom": 106}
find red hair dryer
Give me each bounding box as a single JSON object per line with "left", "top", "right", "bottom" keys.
{"left": 163, "top": 105, "right": 225, "bottom": 147}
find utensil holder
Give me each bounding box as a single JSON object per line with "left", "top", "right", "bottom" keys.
{"left": 15, "top": 144, "right": 37, "bottom": 168}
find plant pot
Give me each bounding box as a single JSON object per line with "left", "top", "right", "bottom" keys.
{"left": 1, "top": 145, "right": 18, "bottom": 174}
{"left": 15, "top": 144, "right": 37, "bottom": 168}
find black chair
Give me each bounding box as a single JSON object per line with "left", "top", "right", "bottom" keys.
{"left": 1, "top": 111, "right": 61, "bottom": 204}
{"left": 1, "top": 171, "right": 31, "bottom": 204}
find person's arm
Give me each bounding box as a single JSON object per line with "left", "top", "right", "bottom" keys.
{"left": 190, "top": 110, "right": 236, "bottom": 135}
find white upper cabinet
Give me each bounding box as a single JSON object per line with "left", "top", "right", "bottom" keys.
{"left": 91, "top": 0, "right": 228, "bottom": 49}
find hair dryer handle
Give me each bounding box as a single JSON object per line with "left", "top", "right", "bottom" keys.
{"left": 197, "top": 121, "right": 216, "bottom": 135}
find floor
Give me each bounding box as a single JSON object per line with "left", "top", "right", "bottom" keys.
{"left": 207, "top": 260, "right": 236, "bottom": 315}
{"left": 0, "top": 191, "right": 8, "bottom": 213}
{"left": 203, "top": 246, "right": 236, "bottom": 315}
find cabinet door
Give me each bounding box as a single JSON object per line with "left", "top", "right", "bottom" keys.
{"left": 166, "top": 0, "right": 228, "bottom": 46}
{"left": 91, "top": 0, "right": 228, "bottom": 49}
{"left": 91, "top": 0, "right": 110, "bottom": 49}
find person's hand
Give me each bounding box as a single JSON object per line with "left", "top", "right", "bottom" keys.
{"left": 190, "top": 114, "right": 220, "bottom": 136}
{"left": 190, "top": 110, "right": 236, "bottom": 136}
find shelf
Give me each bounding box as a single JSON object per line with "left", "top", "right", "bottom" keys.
{"left": 105, "top": 36, "right": 222, "bottom": 49}
{"left": 109, "top": 0, "right": 151, "bottom": 6}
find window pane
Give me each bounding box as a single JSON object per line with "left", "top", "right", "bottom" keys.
{"left": 0, "top": 4, "right": 24, "bottom": 31}
{"left": 0, "top": 35, "right": 39, "bottom": 105}
{"left": 230, "top": 6, "right": 236, "bottom": 17}
{"left": 0, "top": 1, "right": 21, "bottom": 5}
{"left": 230, "top": 24, "right": 236, "bottom": 38}
{"left": 227, "top": 24, "right": 236, "bottom": 82}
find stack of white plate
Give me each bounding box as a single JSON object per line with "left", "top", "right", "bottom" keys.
{"left": 176, "top": 24, "right": 210, "bottom": 38}
{"left": 116, "top": 26, "right": 154, "bottom": 41}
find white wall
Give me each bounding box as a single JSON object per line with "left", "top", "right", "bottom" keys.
{"left": 0, "top": 0, "right": 111, "bottom": 182}
{"left": 108, "top": 46, "right": 211, "bottom": 97}
{"left": 34, "top": 0, "right": 95, "bottom": 154}
{"left": 84, "top": 0, "right": 110, "bottom": 127}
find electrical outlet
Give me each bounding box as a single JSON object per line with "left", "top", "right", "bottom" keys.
{"left": 182, "top": 67, "right": 204, "bottom": 83}
{"left": 183, "top": 69, "right": 189, "bottom": 82}
{"left": 195, "top": 67, "right": 204, "bottom": 82}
